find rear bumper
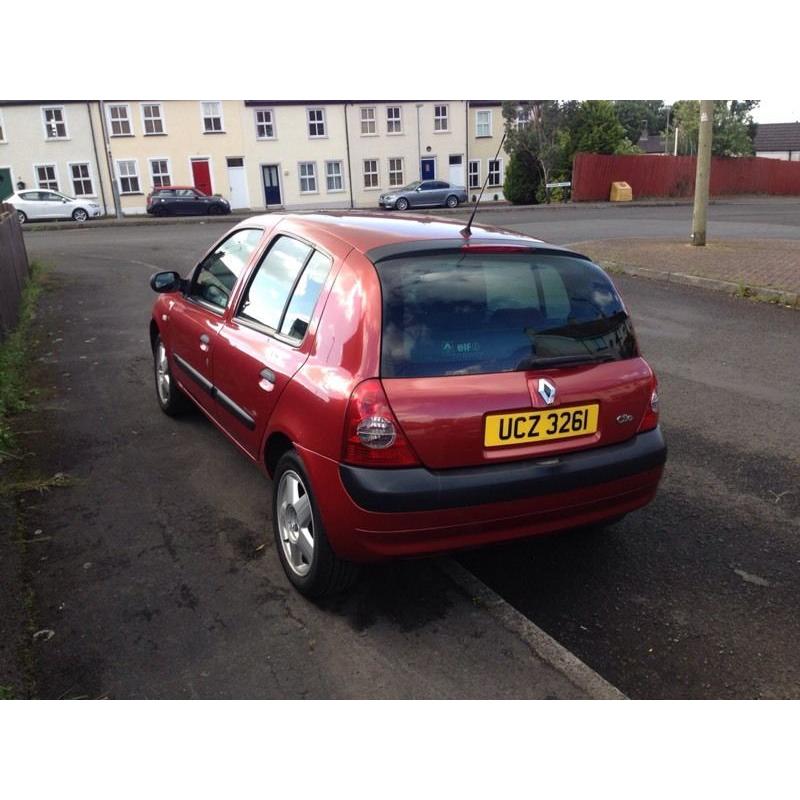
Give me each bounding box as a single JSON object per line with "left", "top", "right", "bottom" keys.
{"left": 341, "top": 427, "right": 666, "bottom": 512}
{"left": 298, "top": 428, "right": 666, "bottom": 562}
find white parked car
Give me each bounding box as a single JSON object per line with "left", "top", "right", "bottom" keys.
{"left": 7, "top": 190, "right": 102, "bottom": 224}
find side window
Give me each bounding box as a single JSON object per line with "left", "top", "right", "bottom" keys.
{"left": 280, "top": 250, "right": 333, "bottom": 341}
{"left": 238, "top": 236, "right": 312, "bottom": 330}
{"left": 190, "top": 228, "right": 263, "bottom": 310}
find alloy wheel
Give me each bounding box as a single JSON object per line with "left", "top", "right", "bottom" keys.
{"left": 276, "top": 470, "right": 315, "bottom": 576}
{"left": 156, "top": 342, "right": 171, "bottom": 405}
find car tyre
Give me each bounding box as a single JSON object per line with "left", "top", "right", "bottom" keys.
{"left": 72, "top": 208, "right": 89, "bottom": 223}
{"left": 153, "top": 335, "right": 191, "bottom": 416}
{"left": 395, "top": 197, "right": 409, "bottom": 211}
{"left": 17, "top": 210, "right": 27, "bottom": 224}
{"left": 153, "top": 205, "right": 168, "bottom": 217}
{"left": 272, "top": 450, "right": 360, "bottom": 599}
{"left": 208, "top": 204, "right": 222, "bottom": 215}
{"left": 445, "top": 194, "right": 459, "bottom": 208}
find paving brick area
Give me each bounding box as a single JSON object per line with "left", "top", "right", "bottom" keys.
{"left": 574, "top": 238, "right": 800, "bottom": 296}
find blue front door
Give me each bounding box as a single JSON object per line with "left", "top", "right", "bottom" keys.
{"left": 421, "top": 158, "right": 436, "bottom": 180}
{"left": 262, "top": 165, "right": 282, "bottom": 206}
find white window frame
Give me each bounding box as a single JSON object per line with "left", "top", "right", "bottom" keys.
{"left": 116, "top": 159, "right": 141, "bottom": 194}
{"left": 488, "top": 158, "right": 503, "bottom": 187}
{"left": 515, "top": 106, "right": 530, "bottom": 131}
{"left": 360, "top": 106, "right": 377, "bottom": 136}
{"left": 200, "top": 101, "right": 225, "bottom": 134}
{"left": 386, "top": 105, "right": 402, "bottom": 135}
{"left": 298, "top": 161, "right": 318, "bottom": 194}
{"left": 325, "top": 160, "right": 344, "bottom": 193}
{"left": 149, "top": 158, "right": 172, "bottom": 189}
{"left": 0, "top": 109, "right": 6, "bottom": 143}
{"left": 107, "top": 103, "right": 133, "bottom": 136}
{"left": 388, "top": 157, "right": 404, "bottom": 187}
{"left": 41, "top": 106, "right": 68, "bottom": 140}
{"left": 475, "top": 110, "right": 492, "bottom": 138}
{"left": 363, "top": 159, "right": 379, "bottom": 190}
{"left": 34, "top": 163, "right": 60, "bottom": 191}
{"left": 67, "top": 162, "right": 95, "bottom": 197}
{"left": 434, "top": 104, "right": 449, "bottom": 133}
{"left": 307, "top": 107, "right": 327, "bottom": 138}
{"left": 140, "top": 103, "right": 166, "bottom": 136}
{"left": 468, "top": 159, "right": 481, "bottom": 190}
{"left": 254, "top": 107, "right": 276, "bottom": 140}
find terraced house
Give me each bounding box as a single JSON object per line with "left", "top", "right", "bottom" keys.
{"left": 1, "top": 100, "right": 511, "bottom": 215}
{"left": 0, "top": 101, "right": 114, "bottom": 213}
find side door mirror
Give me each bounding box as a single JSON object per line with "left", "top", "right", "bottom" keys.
{"left": 150, "top": 271, "right": 183, "bottom": 293}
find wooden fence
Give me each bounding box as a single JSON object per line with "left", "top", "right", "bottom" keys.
{"left": 0, "top": 203, "right": 31, "bottom": 341}
{"left": 572, "top": 152, "right": 800, "bottom": 202}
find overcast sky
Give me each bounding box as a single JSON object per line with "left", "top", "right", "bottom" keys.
{"left": 752, "top": 100, "right": 800, "bottom": 123}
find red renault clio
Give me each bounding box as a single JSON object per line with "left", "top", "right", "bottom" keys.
{"left": 149, "top": 212, "right": 666, "bottom": 597}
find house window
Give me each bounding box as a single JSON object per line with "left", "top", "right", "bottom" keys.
{"left": 42, "top": 106, "right": 67, "bottom": 139}
{"left": 488, "top": 159, "right": 501, "bottom": 187}
{"left": 108, "top": 104, "right": 132, "bottom": 136}
{"left": 70, "top": 163, "right": 94, "bottom": 196}
{"left": 468, "top": 160, "right": 480, "bottom": 189}
{"left": 36, "top": 165, "right": 59, "bottom": 191}
{"left": 386, "top": 106, "right": 402, "bottom": 134}
{"left": 299, "top": 162, "right": 317, "bottom": 193}
{"left": 150, "top": 159, "right": 171, "bottom": 188}
{"left": 476, "top": 110, "right": 491, "bottom": 138}
{"left": 325, "top": 161, "right": 343, "bottom": 192}
{"left": 388, "top": 158, "right": 404, "bottom": 187}
{"left": 515, "top": 106, "right": 530, "bottom": 130}
{"left": 434, "top": 104, "right": 449, "bottom": 132}
{"left": 255, "top": 108, "right": 275, "bottom": 139}
{"left": 116, "top": 160, "right": 141, "bottom": 194}
{"left": 142, "top": 103, "right": 164, "bottom": 135}
{"left": 307, "top": 108, "right": 326, "bottom": 138}
{"left": 360, "top": 107, "right": 376, "bottom": 135}
{"left": 363, "top": 159, "right": 379, "bottom": 189}
{"left": 201, "top": 101, "right": 224, "bottom": 133}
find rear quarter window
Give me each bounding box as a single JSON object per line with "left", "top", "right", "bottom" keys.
{"left": 375, "top": 252, "right": 637, "bottom": 378}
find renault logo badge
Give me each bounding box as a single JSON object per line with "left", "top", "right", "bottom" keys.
{"left": 537, "top": 378, "right": 557, "bottom": 405}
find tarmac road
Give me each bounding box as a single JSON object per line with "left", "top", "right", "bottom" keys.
{"left": 20, "top": 200, "right": 800, "bottom": 698}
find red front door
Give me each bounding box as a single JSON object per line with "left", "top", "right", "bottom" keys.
{"left": 191, "top": 159, "right": 212, "bottom": 196}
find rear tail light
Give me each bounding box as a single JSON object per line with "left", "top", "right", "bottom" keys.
{"left": 637, "top": 375, "right": 660, "bottom": 433}
{"left": 342, "top": 379, "right": 420, "bottom": 467}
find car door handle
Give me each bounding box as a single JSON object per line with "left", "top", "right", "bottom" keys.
{"left": 199, "top": 333, "right": 210, "bottom": 352}
{"left": 258, "top": 368, "right": 276, "bottom": 391}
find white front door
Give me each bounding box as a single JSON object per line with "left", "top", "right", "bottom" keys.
{"left": 448, "top": 155, "right": 464, "bottom": 187}
{"left": 226, "top": 158, "right": 249, "bottom": 209}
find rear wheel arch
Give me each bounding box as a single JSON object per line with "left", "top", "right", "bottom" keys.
{"left": 264, "top": 431, "right": 294, "bottom": 477}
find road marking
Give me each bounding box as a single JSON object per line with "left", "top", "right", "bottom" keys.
{"left": 440, "top": 559, "right": 626, "bottom": 700}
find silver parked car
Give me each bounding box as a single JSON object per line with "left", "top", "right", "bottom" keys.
{"left": 8, "top": 189, "right": 102, "bottom": 224}
{"left": 379, "top": 180, "right": 468, "bottom": 211}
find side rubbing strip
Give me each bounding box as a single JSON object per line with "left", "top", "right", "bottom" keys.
{"left": 173, "top": 353, "right": 255, "bottom": 430}
{"left": 215, "top": 389, "right": 256, "bottom": 431}
{"left": 173, "top": 353, "right": 213, "bottom": 395}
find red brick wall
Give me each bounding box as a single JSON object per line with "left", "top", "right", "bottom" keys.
{"left": 571, "top": 152, "right": 800, "bottom": 201}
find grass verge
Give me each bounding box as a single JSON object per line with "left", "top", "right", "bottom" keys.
{"left": 0, "top": 261, "right": 45, "bottom": 459}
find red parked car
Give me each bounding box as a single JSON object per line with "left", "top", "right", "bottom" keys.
{"left": 149, "top": 212, "right": 666, "bottom": 597}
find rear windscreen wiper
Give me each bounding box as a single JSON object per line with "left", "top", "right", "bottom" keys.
{"left": 515, "top": 354, "right": 616, "bottom": 371}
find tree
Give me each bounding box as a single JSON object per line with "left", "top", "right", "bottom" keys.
{"left": 671, "top": 100, "right": 759, "bottom": 156}
{"left": 566, "top": 101, "right": 632, "bottom": 159}
{"left": 503, "top": 150, "right": 541, "bottom": 204}
{"left": 502, "top": 101, "right": 573, "bottom": 200}
{"left": 614, "top": 100, "right": 668, "bottom": 143}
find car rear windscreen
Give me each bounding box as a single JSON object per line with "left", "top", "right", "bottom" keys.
{"left": 375, "top": 252, "right": 638, "bottom": 378}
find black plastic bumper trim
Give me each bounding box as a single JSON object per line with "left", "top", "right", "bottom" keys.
{"left": 339, "top": 427, "right": 666, "bottom": 513}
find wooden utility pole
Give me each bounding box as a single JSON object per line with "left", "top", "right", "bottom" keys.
{"left": 691, "top": 100, "right": 714, "bottom": 246}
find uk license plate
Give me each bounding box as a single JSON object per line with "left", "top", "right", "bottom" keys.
{"left": 484, "top": 404, "right": 599, "bottom": 448}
